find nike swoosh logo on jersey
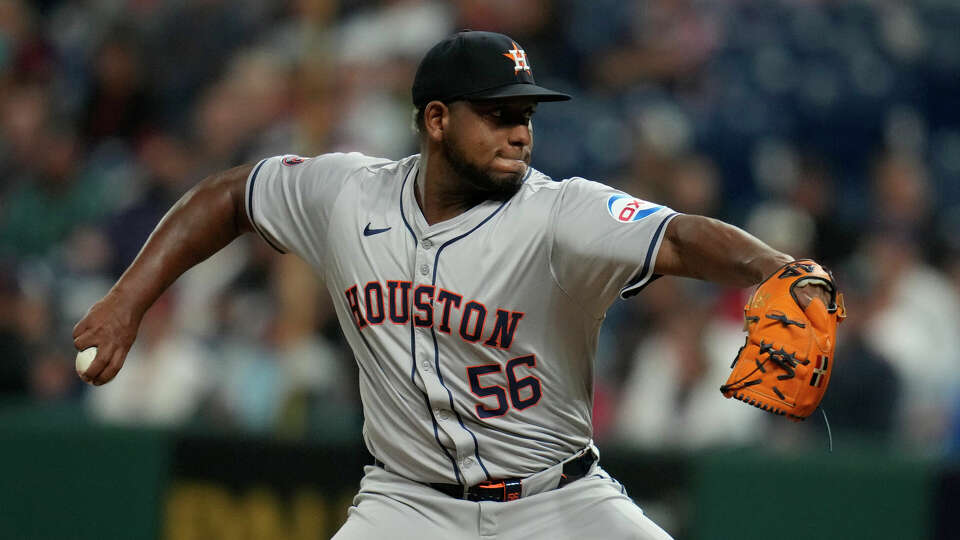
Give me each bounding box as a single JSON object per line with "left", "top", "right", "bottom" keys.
{"left": 363, "top": 223, "right": 392, "bottom": 236}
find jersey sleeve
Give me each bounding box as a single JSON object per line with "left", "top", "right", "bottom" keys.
{"left": 549, "top": 178, "right": 679, "bottom": 317}
{"left": 245, "top": 152, "right": 389, "bottom": 268}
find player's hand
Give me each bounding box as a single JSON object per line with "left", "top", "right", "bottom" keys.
{"left": 794, "top": 281, "right": 832, "bottom": 310}
{"left": 72, "top": 290, "right": 144, "bottom": 386}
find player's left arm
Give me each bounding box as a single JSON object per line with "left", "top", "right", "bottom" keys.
{"left": 654, "top": 214, "right": 828, "bottom": 306}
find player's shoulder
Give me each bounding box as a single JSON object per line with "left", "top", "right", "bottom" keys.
{"left": 332, "top": 152, "right": 419, "bottom": 182}
{"left": 529, "top": 173, "right": 671, "bottom": 221}
{"left": 292, "top": 151, "right": 404, "bottom": 175}
{"left": 557, "top": 175, "right": 617, "bottom": 195}
{"left": 519, "top": 170, "right": 615, "bottom": 200}
{"left": 258, "top": 152, "right": 416, "bottom": 191}
{"left": 516, "top": 166, "right": 563, "bottom": 198}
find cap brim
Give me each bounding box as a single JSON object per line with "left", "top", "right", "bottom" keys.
{"left": 461, "top": 83, "right": 571, "bottom": 103}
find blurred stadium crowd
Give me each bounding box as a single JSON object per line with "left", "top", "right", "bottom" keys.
{"left": 2, "top": 0, "right": 960, "bottom": 455}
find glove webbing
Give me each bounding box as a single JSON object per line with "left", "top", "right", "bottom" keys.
{"left": 721, "top": 341, "right": 808, "bottom": 391}
{"left": 720, "top": 341, "right": 812, "bottom": 417}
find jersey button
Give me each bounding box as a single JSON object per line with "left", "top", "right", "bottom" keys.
{"left": 419, "top": 263, "right": 430, "bottom": 275}
{"left": 422, "top": 239, "right": 433, "bottom": 249}
{"left": 461, "top": 457, "right": 474, "bottom": 468}
{"left": 438, "top": 410, "right": 450, "bottom": 420}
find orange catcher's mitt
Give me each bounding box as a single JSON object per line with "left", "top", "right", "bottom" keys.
{"left": 721, "top": 259, "right": 846, "bottom": 421}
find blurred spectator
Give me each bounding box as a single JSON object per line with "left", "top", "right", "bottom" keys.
{"left": 12, "top": 260, "right": 82, "bottom": 402}
{"left": 854, "top": 230, "right": 960, "bottom": 453}
{"left": 870, "top": 151, "right": 936, "bottom": 246}
{"left": 0, "top": 0, "right": 56, "bottom": 84}
{"left": 289, "top": 59, "right": 345, "bottom": 154}
{"left": 231, "top": 49, "right": 299, "bottom": 161}
{"left": 56, "top": 225, "right": 116, "bottom": 337}
{"left": 205, "top": 241, "right": 354, "bottom": 439}
{"left": 103, "top": 131, "right": 197, "bottom": 276}
{"left": 0, "top": 129, "right": 115, "bottom": 258}
{"left": 664, "top": 155, "right": 720, "bottom": 216}
{"left": 786, "top": 153, "right": 858, "bottom": 266}
{"left": 81, "top": 28, "right": 151, "bottom": 149}
{"left": 816, "top": 291, "right": 900, "bottom": 444}
{"left": 145, "top": 0, "right": 265, "bottom": 127}
{"left": 1, "top": 82, "right": 50, "bottom": 175}
{"left": 744, "top": 201, "right": 816, "bottom": 258}
{"left": 269, "top": 255, "right": 356, "bottom": 440}
{"left": 204, "top": 239, "right": 279, "bottom": 432}
{"left": 334, "top": 0, "right": 453, "bottom": 157}
{"left": 589, "top": 0, "right": 720, "bottom": 91}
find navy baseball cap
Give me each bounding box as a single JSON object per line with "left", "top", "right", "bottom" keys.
{"left": 412, "top": 30, "right": 571, "bottom": 107}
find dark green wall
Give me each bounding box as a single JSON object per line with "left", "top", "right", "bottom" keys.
{"left": 0, "top": 406, "right": 947, "bottom": 540}
{"left": 0, "top": 404, "right": 172, "bottom": 540}
{"left": 690, "top": 448, "right": 933, "bottom": 540}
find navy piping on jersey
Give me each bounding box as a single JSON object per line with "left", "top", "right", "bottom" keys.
{"left": 246, "top": 158, "right": 288, "bottom": 254}
{"left": 431, "top": 326, "right": 491, "bottom": 481}
{"left": 399, "top": 166, "right": 420, "bottom": 382}
{"left": 421, "top": 374, "right": 464, "bottom": 484}
{"left": 426, "top": 166, "right": 533, "bottom": 481}
{"left": 398, "top": 164, "right": 463, "bottom": 483}
{"left": 620, "top": 211, "right": 679, "bottom": 299}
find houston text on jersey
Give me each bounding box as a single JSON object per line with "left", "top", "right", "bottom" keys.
{"left": 344, "top": 280, "right": 525, "bottom": 349}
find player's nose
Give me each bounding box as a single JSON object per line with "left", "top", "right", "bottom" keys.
{"left": 507, "top": 122, "right": 532, "bottom": 148}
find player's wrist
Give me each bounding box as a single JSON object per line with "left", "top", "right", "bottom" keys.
{"left": 107, "top": 282, "right": 154, "bottom": 321}
{"left": 748, "top": 253, "right": 795, "bottom": 285}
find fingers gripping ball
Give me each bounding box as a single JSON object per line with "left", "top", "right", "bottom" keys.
{"left": 76, "top": 346, "right": 98, "bottom": 377}
{"left": 721, "top": 260, "right": 846, "bottom": 420}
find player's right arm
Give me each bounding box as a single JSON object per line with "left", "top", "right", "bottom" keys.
{"left": 72, "top": 164, "right": 254, "bottom": 386}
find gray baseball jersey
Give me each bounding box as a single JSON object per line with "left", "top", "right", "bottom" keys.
{"left": 245, "top": 152, "right": 677, "bottom": 487}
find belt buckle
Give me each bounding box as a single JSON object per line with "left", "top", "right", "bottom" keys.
{"left": 468, "top": 479, "right": 522, "bottom": 502}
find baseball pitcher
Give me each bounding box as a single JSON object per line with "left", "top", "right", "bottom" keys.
{"left": 73, "top": 31, "right": 841, "bottom": 539}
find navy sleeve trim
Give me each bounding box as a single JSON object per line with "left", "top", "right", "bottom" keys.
{"left": 246, "top": 158, "right": 288, "bottom": 254}
{"left": 620, "top": 212, "right": 679, "bottom": 299}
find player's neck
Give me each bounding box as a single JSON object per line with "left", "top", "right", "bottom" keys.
{"left": 416, "top": 156, "right": 487, "bottom": 225}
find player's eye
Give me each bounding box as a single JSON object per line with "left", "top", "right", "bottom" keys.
{"left": 489, "top": 109, "right": 503, "bottom": 118}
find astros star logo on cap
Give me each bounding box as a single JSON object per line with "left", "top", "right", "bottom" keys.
{"left": 411, "top": 31, "right": 569, "bottom": 106}
{"left": 503, "top": 41, "right": 532, "bottom": 75}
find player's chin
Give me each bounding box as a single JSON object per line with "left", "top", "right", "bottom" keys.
{"left": 482, "top": 173, "right": 524, "bottom": 201}
{"left": 485, "top": 169, "right": 525, "bottom": 193}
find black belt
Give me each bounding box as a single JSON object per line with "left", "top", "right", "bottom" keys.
{"left": 373, "top": 449, "right": 597, "bottom": 502}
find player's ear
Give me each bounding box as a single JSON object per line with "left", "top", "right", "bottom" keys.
{"left": 423, "top": 100, "right": 448, "bottom": 141}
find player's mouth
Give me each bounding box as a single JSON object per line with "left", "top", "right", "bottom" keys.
{"left": 495, "top": 149, "right": 530, "bottom": 165}
{"left": 492, "top": 156, "right": 528, "bottom": 175}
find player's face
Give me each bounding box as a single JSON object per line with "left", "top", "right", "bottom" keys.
{"left": 442, "top": 99, "right": 536, "bottom": 200}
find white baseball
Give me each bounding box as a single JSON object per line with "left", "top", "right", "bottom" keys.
{"left": 75, "top": 346, "right": 98, "bottom": 375}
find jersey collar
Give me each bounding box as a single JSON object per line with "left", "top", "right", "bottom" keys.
{"left": 401, "top": 155, "right": 528, "bottom": 241}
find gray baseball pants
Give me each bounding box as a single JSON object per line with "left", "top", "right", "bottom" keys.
{"left": 332, "top": 463, "right": 674, "bottom": 540}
